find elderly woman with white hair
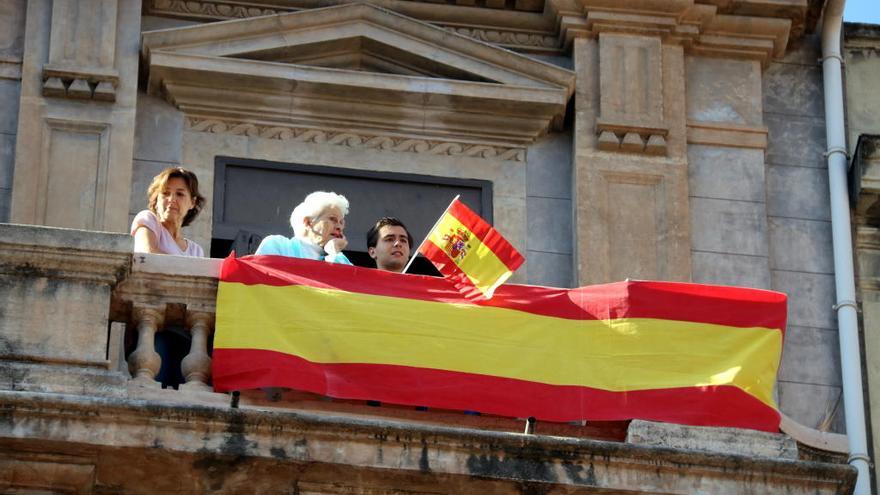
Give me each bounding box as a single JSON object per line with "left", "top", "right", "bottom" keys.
{"left": 255, "top": 191, "right": 352, "bottom": 264}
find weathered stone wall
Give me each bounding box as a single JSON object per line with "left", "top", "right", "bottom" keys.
{"left": 129, "top": 94, "right": 185, "bottom": 231}
{"left": 9, "top": 0, "right": 142, "bottom": 232}
{"left": 763, "top": 34, "right": 842, "bottom": 433}
{"left": 524, "top": 130, "right": 574, "bottom": 287}
{"left": 846, "top": 22, "right": 880, "bottom": 494}
{"left": 524, "top": 54, "right": 574, "bottom": 288}
{"left": 128, "top": 15, "right": 197, "bottom": 231}
{"left": 845, "top": 23, "right": 880, "bottom": 153}
{"left": 0, "top": 0, "right": 25, "bottom": 222}
{"left": 685, "top": 56, "right": 769, "bottom": 290}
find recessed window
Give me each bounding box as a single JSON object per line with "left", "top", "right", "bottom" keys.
{"left": 211, "top": 156, "right": 492, "bottom": 276}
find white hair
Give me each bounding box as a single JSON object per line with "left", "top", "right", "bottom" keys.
{"left": 290, "top": 191, "right": 350, "bottom": 238}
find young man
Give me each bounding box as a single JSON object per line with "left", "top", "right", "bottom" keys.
{"left": 366, "top": 217, "right": 413, "bottom": 273}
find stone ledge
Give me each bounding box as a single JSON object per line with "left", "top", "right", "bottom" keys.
{"left": 626, "top": 419, "right": 798, "bottom": 460}
{"left": 0, "top": 223, "right": 131, "bottom": 254}
{"left": 0, "top": 224, "right": 131, "bottom": 284}
{"left": 115, "top": 253, "right": 221, "bottom": 314}
{"left": 0, "top": 391, "right": 857, "bottom": 494}
{"left": 0, "top": 361, "right": 127, "bottom": 398}
{"left": 686, "top": 121, "right": 769, "bottom": 150}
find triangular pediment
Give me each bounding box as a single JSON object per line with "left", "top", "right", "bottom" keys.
{"left": 233, "top": 37, "right": 496, "bottom": 82}
{"left": 142, "top": 3, "right": 575, "bottom": 145}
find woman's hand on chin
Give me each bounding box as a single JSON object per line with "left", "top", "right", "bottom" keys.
{"left": 324, "top": 236, "right": 347, "bottom": 256}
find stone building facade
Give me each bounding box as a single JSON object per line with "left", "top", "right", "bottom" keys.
{"left": 847, "top": 20, "right": 880, "bottom": 495}
{"left": 0, "top": 0, "right": 872, "bottom": 493}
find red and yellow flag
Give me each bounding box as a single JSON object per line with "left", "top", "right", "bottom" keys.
{"left": 213, "top": 255, "right": 787, "bottom": 432}
{"left": 418, "top": 198, "right": 524, "bottom": 299}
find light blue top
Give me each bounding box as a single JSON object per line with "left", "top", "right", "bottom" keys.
{"left": 254, "top": 235, "right": 352, "bottom": 265}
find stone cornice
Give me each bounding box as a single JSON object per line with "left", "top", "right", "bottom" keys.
{"left": 184, "top": 117, "right": 527, "bottom": 161}
{"left": 547, "top": 0, "right": 799, "bottom": 66}
{"left": 143, "top": 0, "right": 562, "bottom": 52}
{"left": 686, "top": 120, "right": 768, "bottom": 150}
{"left": 143, "top": 0, "right": 816, "bottom": 63}
{"left": 0, "top": 224, "right": 131, "bottom": 286}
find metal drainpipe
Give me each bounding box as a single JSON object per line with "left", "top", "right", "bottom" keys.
{"left": 821, "top": 0, "right": 871, "bottom": 493}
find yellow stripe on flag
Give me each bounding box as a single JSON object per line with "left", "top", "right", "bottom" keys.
{"left": 216, "top": 282, "right": 782, "bottom": 408}
{"left": 427, "top": 213, "right": 514, "bottom": 295}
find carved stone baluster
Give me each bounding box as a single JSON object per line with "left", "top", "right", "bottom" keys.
{"left": 127, "top": 306, "right": 164, "bottom": 387}
{"left": 180, "top": 311, "right": 214, "bottom": 391}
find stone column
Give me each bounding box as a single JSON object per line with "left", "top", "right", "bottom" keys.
{"left": 180, "top": 311, "right": 214, "bottom": 391}
{"left": 572, "top": 32, "right": 690, "bottom": 284}
{"left": 127, "top": 305, "right": 164, "bottom": 387}
{"left": 9, "top": 0, "right": 141, "bottom": 232}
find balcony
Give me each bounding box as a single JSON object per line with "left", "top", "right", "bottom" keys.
{"left": 0, "top": 223, "right": 856, "bottom": 494}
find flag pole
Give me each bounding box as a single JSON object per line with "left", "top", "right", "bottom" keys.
{"left": 402, "top": 194, "right": 460, "bottom": 274}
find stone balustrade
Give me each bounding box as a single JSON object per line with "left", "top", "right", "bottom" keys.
{"left": 0, "top": 223, "right": 858, "bottom": 494}
{"left": 114, "top": 252, "right": 221, "bottom": 391}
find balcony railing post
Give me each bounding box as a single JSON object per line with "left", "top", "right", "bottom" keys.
{"left": 180, "top": 311, "right": 214, "bottom": 391}
{"left": 127, "top": 305, "right": 165, "bottom": 387}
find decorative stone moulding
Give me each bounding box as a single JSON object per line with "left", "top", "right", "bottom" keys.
{"left": 185, "top": 117, "right": 527, "bottom": 161}
{"left": 41, "top": 66, "right": 119, "bottom": 102}
{"left": 549, "top": 0, "right": 802, "bottom": 66}
{"left": 141, "top": 3, "right": 574, "bottom": 151}
{"left": 594, "top": 33, "right": 668, "bottom": 155}
{"left": 443, "top": 26, "right": 561, "bottom": 52}
{"left": 145, "top": 0, "right": 815, "bottom": 61}
{"left": 145, "top": 0, "right": 293, "bottom": 19}
{"left": 143, "top": 0, "right": 563, "bottom": 53}
{"left": 596, "top": 128, "right": 668, "bottom": 155}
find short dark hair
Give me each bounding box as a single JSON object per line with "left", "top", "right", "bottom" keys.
{"left": 147, "top": 167, "right": 206, "bottom": 227}
{"left": 367, "top": 217, "right": 413, "bottom": 249}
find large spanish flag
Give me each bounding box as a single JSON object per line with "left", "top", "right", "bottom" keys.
{"left": 213, "top": 255, "right": 786, "bottom": 432}
{"left": 418, "top": 197, "right": 524, "bottom": 299}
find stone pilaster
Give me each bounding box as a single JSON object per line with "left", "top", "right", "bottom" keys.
{"left": 573, "top": 34, "right": 691, "bottom": 284}
{"left": 9, "top": 0, "right": 141, "bottom": 232}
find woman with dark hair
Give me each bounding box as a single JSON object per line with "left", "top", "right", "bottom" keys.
{"left": 129, "top": 167, "right": 207, "bottom": 388}
{"left": 131, "top": 167, "right": 206, "bottom": 257}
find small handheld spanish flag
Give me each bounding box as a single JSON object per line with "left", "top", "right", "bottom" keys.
{"left": 409, "top": 196, "right": 525, "bottom": 299}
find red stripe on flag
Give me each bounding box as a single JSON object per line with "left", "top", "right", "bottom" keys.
{"left": 221, "top": 256, "right": 786, "bottom": 331}
{"left": 446, "top": 200, "right": 524, "bottom": 271}
{"left": 212, "top": 348, "right": 781, "bottom": 432}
